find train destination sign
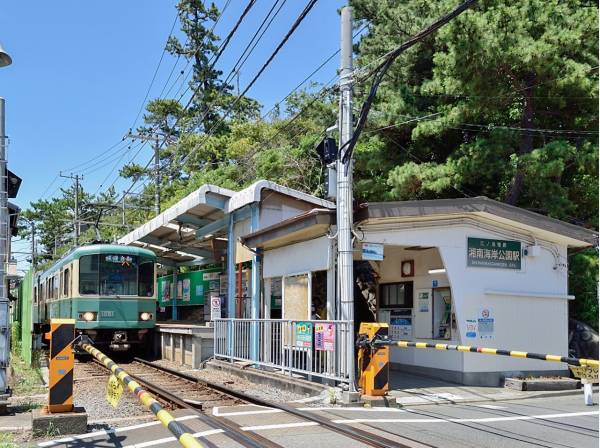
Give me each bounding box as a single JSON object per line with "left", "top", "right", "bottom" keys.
{"left": 467, "top": 237, "right": 521, "bottom": 270}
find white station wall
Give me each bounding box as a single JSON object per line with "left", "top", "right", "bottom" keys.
{"left": 364, "top": 222, "right": 569, "bottom": 374}
{"left": 263, "top": 236, "right": 331, "bottom": 279}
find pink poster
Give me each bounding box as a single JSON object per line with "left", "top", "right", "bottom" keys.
{"left": 315, "top": 323, "right": 335, "bottom": 351}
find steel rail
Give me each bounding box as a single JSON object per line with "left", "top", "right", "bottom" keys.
{"left": 133, "top": 358, "right": 413, "bottom": 448}
{"left": 81, "top": 343, "right": 205, "bottom": 448}
{"left": 84, "top": 344, "right": 280, "bottom": 448}
{"left": 123, "top": 363, "right": 282, "bottom": 448}
{"left": 370, "top": 340, "right": 600, "bottom": 367}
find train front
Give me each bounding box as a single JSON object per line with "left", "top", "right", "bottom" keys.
{"left": 76, "top": 247, "right": 156, "bottom": 351}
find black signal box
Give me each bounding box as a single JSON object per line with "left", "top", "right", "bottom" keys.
{"left": 316, "top": 138, "right": 338, "bottom": 164}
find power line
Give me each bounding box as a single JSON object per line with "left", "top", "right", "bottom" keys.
{"left": 341, "top": 0, "right": 478, "bottom": 168}
{"left": 177, "top": 0, "right": 320, "bottom": 168}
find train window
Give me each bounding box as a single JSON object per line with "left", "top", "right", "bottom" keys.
{"left": 80, "top": 255, "right": 99, "bottom": 295}
{"left": 99, "top": 255, "right": 137, "bottom": 295}
{"left": 64, "top": 268, "right": 70, "bottom": 296}
{"left": 138, "top": 257, "right": 154, "bottom": 297}
{"left": 54, "top": 274, "right": 60, "bottom": 299}
{"left": 34, "top": 286, "right": 37, "bottom": 303}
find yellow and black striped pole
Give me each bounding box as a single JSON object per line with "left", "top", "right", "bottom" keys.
{"left": 46, "top": 319, "right": 75, "bottom": 413}
{"left": 80, "top": 343, "right": 205, "bottom": 448}
{"left": 375, "top": 339, "right": 599, "bottom": 367}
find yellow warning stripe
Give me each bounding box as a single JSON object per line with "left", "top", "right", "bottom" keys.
{"left": 80, "top": 343, "right": 205, "bottom": 448}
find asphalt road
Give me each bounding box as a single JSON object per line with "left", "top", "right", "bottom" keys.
{"left": 37, "top": 393, "right": 598, "bottom": 448}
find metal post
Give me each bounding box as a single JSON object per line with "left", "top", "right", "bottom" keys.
{"left": 154, "top": 136, "right": 160, "bottom": 216}
{"left": 74, "top": 174, "right": 80, "bottom": 245}
{"left": 337, "top": 6, "right": 357, "bottom": 396}
{"left": 171, "top": 268, "right": 178, "bottom": 321}
{"left": 31, "top": 220, "right": 36, "bottom": 268}
{"left": 121, "top": 194, "right": 126, "bottom": 226}
{"left": 0, "top": 97, "right": 9, "bottom": 406}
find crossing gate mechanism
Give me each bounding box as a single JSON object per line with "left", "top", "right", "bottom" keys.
{"left": 45, "top": 319, "right": 75, "bottom": 413}
{"left": 357, "top": 323, "right": 390, "bottom": 396}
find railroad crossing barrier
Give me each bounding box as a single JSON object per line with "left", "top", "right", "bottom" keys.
{"left": 357, "top": 323, "right": 390, "bottom": 397}
{"left": 357, "top": 324, "right": 599, "bottom": 403}
{"left": 79, "top": 341, "right": 205, "bottom": 448}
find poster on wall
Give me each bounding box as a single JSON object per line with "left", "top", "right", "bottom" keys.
{"left": 362, "top": 243, "right": 384, "bottom": 261}
{"left": 465, "top": 319, "right": 477, "bottom": 338}
{"left": 295, "top": 321, "right": 313, "bottom": 347}
{"left": 210, "top": 295, "right": 221, "bottom": 320}
{"left": 203, "top": 272, "right": 220, "bottom": 281}
{"left": 176, "top": 280, "right": 183, "bottom": 299}
{"left": 315, "top": 323, "right": 335, "bottom": 351}
{"left": 161, "top": 281, "right": 170, "bottom": 302}
{"left": 418, "top": 291, "right": 430, "bottom": 312}
{"left": 182, "top": 278, "right": 191, "bottom": 301}
{"left": 467, "top": 237, "right": 521, "bottom": 270}
{"left": 477, "top": 308, "right": 494, "bottom": 339}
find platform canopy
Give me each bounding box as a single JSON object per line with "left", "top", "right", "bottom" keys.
{"left": 118, "top": 185, "right": 235, "bottom": 267}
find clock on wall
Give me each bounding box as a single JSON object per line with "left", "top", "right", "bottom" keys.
{"left": 401, "top": 260, "right": 414, "bottom": 277}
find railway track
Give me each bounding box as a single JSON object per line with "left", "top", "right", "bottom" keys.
{"left": 84, "top": 355, "right": 420, "bottom": 448}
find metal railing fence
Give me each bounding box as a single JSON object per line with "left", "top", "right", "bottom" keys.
{"left": 213, "top": 318, "right": 352, "bottom": 384}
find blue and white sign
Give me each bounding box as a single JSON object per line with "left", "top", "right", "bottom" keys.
{"left": 362, "top": 243, "right": 384, "bottom": 261}
{"left": 432, "top": 279, "right": 439, "bottom": 288}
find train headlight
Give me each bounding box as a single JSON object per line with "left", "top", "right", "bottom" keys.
{"left": 79, "top": 311, "right": 96, "bottom": 321}
{"left": 139, "top": 312, "right": 152, "bottom": 321}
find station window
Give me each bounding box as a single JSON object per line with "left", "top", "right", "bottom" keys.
{"left": 379, "top": 282, "right": 413, "bottom": 309}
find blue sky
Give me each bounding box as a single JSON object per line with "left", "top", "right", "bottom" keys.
{"left": 0, "top": 0, "right": 346, "bottom": 213}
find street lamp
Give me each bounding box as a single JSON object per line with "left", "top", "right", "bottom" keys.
{"left": 0, "top": 43, "right": 12, "bottom": 68}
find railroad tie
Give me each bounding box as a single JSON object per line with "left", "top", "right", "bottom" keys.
{"left": 80, "top": 343, "right": 206, "bottom": 448}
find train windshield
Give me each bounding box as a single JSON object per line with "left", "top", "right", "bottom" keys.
{"left": 79, "top": 254, "right": 154, "bottom": 297}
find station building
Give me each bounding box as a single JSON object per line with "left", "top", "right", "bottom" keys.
{"left": 119, "top": 181, "right": 597, "bottom": 386}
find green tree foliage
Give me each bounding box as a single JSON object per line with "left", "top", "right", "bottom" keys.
{"left": 351, "top": 0, "right": 598, "bottom": 326}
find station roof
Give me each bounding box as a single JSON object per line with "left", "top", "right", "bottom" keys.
{"left": 118, "top": 181, "right": 334, "bottom": 266}
{"left": 356, "top": 197, "right": 598, "bottom": 248}
{"left": 241, "top": 208, "right": 334, "bottom": 250}
{"left": 118, "top": 185, "right": 234, "bottom": 266}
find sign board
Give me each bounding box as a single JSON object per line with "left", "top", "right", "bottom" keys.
{"left": 362, "top": 243, "right": 384, "bottom": 261}
{"left": 390, "top": 316, "right": 412, "bottom": 340}
{"left": 295, "top": 321, "right": 313, "bottom": 347}
{"left": 182, "top": 278, "right": 191, "bottom": 302}
{"left": 315, "top": 323, "right": 335, "bottom": 351}
{"left": 477, "top": 308, "right": 494, "bottom": 339}
{"left": 157, "top": 268, "right": 222, "bottom": 306}
{"left": 467, "top": 237, "right": 521, "bottom": 270}
{"left": 569, "top": 365, "right": 599, "bottom": 383}
{"left": 106, "top": 374, "right": 123, "bottom": 408}
{"left": 465, "top": 319, "right": 477, "bottom": 338}
{"left": 210, "top": 295, "right": 221, "bottom": 320}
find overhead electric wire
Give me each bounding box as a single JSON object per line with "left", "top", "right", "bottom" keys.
{"left": 341, "top": 0, "right": 478, "bottom": 169}
{"left": 176, "top": 0, "right": 320, "bottom": 168}
{"left": 112, "top": 0, "right": 259, "bottom": 206}
{"left": 226, "top": 0, "right": 288, "bottom": 84}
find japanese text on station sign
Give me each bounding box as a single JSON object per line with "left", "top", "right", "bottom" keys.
{"left": 467, "top": 237, "right": 521, "bottom": 270}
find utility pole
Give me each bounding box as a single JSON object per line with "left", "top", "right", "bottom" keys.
{"left": 60, "top": 172, "right": 82, "bottom": 246}
{"left": 0, "top": 96, "right": 9, "bottom": 412}
{"left": 127, "top": 131, "right": 163, "bottom": 216}
{"left": 337, "top": 6, "right": 357, "bottom": 399}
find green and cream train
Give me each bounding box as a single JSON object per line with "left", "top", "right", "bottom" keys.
{"left": 33, "top": 244, "right": 157, "bottom": 351}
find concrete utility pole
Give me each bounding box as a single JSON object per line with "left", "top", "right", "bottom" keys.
{"left": 337, "top": 6, "right": 357, "bottom": 398}
{"left": 127, "top": 132, "right": 163, "bottom": 216}
{"left": 60, "top": 172, "right": 82, "bottom": 246}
